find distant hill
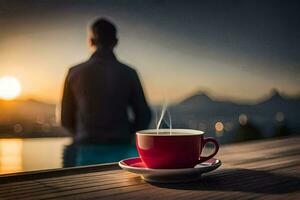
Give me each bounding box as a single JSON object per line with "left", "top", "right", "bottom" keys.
{"left": 0, "top": 99, "right": 68, "bottom": 137}
{"left": 151, "top": 89, "right": 300, "bottom": 143}
{"left": 174, "top": 92, "right": 244, "bottom": 116}
{"left": 171, "top": 89, "right": 300, "bottom": 121}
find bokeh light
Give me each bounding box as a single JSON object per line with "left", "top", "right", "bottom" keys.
{"left": 275, "top": 112, "right": 285, "bottom": 122}
{"left": 215, "top": 121, "right": 224, "bottom": 137}
{"left": 224, "top": 122, "right": 234, "bottom": 131}
{"left": 239, "top": 114, "right": 248, "bottom": 125}
{"left": 215, "top": 122, "right": 224, "bottom": 132}
{"left": 13, "top": 124, "right": 23, "bottom": 133}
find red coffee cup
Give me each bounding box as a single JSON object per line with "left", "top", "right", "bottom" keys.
{"left": 136, "top": 129, "right": 219, "bottom": 169}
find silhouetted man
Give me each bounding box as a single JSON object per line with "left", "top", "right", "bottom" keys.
{"left": 61, "top": 18, "right": 151, "bottom": 144}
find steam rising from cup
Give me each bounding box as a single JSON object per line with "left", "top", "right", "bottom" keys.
{"left": 156, "top": 102, "right": 172, "bottom": 134}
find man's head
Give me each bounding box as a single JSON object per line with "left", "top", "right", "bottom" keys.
{"left": 90, "top": 18, "right": 118, "bottom": 49}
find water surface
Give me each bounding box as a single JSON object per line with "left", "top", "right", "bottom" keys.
{"left": 0, "top": 137, "right": 138, "bottom": 175}
{"left": 0, "top": 138, "right": 71, "bottom": 174}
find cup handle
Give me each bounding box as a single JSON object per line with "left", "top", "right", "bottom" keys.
{"left": 199, "top": 137, "right": 219, "bottom": 163}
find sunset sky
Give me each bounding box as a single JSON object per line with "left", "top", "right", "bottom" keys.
{"left": 0, "top": 0, "right": 299, "bottom": 104}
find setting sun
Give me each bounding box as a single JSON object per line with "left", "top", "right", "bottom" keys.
{"left": 0, "top": 76, "right": 21, "bottom": 100}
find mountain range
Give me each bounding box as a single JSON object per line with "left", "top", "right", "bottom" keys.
{"left": 152, "top": 89, "right": 300, "bottom": 143}
{"left": 0, "top": 89, "right": 299, "bottom": 140}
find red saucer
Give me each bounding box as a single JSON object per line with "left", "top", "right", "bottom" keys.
{"left": 119, "top": 157, "right": 221, "bottom": 183}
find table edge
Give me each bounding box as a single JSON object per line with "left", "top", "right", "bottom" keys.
{"left": 0, "top": 162, "right": 120, "bottom": 184}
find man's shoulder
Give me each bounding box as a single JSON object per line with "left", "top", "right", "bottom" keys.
{"left": 68, "top": 61, "right": 90, "bottom": 75}
{"left": 66, "top": 59, "right": 139, "bottom": 81}
{"left": 116, "top": 61, "right": 138, "bottom": 76}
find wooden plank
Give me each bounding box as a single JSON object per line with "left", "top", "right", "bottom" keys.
{"left": 0, "top": 172, "right": 137, "bottom": 196}
{"left": 0, "top": 162, "right": 120, "bottom": 184}
{"left": 218, "top": 141, "right": 300, "bottom": 163}
{"left": 0, "top": 170, "right": 125, "bottom": 191}
{"left": 107, "top": 165, "right": 300, "bottom": 200}
{"left": 220, "top": 136, "right": 300, "bottom": 151}
{"left": 2, "top": 176, "right": 143, "bottom": 200}
{"left": 20, "top": 181, "right": 147, "bottom": 200}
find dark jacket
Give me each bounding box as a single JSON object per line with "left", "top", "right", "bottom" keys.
{"left": 61, "top": 49, "right": 151, "bottom": 144}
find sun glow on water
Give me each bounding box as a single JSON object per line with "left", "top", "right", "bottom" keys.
{"left": 0, "top": 139, "right": 23, "bottom": 174}
{"left": 0, "top": 76, "right": 22, "bottom": 100}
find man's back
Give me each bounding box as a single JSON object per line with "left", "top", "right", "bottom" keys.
{"left": 61, "top": 49, "right": 151, "bottom": 144}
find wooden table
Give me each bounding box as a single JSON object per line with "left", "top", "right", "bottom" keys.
{"left": 0, "top": 136, "right": 299, "bottom": 200}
